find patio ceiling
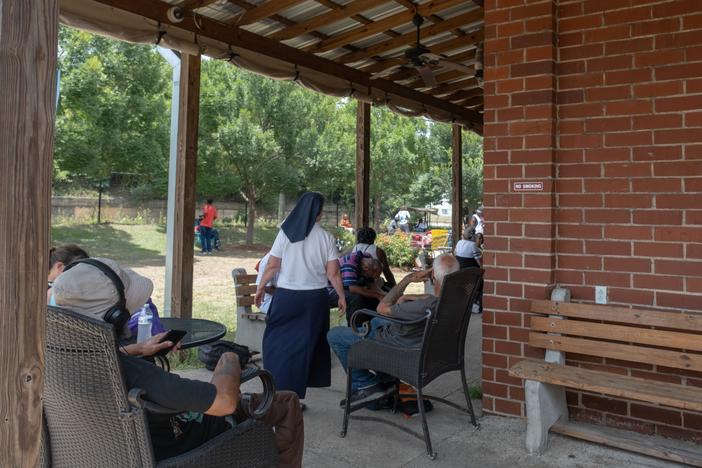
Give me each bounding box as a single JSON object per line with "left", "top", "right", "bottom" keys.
{"left": 75, "top": 0, "right": 484, "bottom": 132}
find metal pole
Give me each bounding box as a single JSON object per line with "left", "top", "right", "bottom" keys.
{"left": 97, "top": 181, "right": 103, "bottom": 224}
{"left": 159, "top": 47, "right": 180, "bottom": 317}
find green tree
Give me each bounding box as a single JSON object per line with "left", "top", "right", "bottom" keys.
{"left": 54, "top": 27, "right": 171, "bottom": 194}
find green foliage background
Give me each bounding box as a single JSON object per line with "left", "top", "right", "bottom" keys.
{"left": 54, "top": 26, "right": 484, "bottom": 236}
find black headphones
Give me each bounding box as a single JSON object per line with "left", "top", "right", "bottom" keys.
{"left": 63, "top": 258, "right": 131, "bottom": 334}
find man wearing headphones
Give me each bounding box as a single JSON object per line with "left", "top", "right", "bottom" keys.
{"left": 50, "top": 257, "right": 304, "bottom": 467}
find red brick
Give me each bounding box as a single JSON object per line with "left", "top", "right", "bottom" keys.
{"left": 559, "top": 31, "right": 584, "bottom": 48}
{"left": 633, "top": 80, "right": 684, "bottom": 98}
{"left": 605, "top": 131, "right": 653, "bottom": 147}
{"left": 559, "top": 224, "right": 602, "bottom": 239}
{"left": 603, "top": 5, "right": 651, "bottom": 26}
{"left": 584, "top": 117, "right": 631, "bottom": 133}
{"left": 584, "top": 209, "right": 631, "bottom": 223}
{"left": 683, "top": 13, "right": 702, "bottom": 30}
{"left": 570, "top": 407, "right": 605, "bottom": 425}
{"left": 631, "top": 178, "right": 681, "bottom": 192}
{"left": 604, "top": 194, "right": 653, "bottom": 208}
{"left": 524, "top": 224, "right": 554, "bottom": 238}
{"left": 632, "top": 146, "right": 682, "bottom": 161}
{"left": 581, "top": 393, "right": 628, "bottom": 415}
{"left": 559, "top": 103, "right": 603, "bottom": 118}
{"left": 604, "top": 257, "right": 652, "bottom": 273}
{"left": 633, "top": 274, "right": 685, "bottom": 291}
{"left": 687, "top": 210, "right": 702, "bottom": 225}
{"left": 657, "top": 62, "right": 702, "bottom": 81}
{"left": 509, "top": 268, "right": 554, "bottom": 284}
{"left": 657, "top": 30, "right": 702, "bottom": 49}
{"left": 585, "top": 84, "right": 634, "bottom": 101}
{"left": 652, "top": 0, "right": 702, "bottom": 19}
{"left": 655, "top": 260, "right": 702, "bottom": 277}
{"left": 559, "top": 72, "right": 604, "bottom": 90}
{"left": 656, "top": 194, "right": 702, "bottom": 209}
{"left": 605, "top": 37, "right": 653, "bottom": 55}
{"left": 657, "top": 425, "right": 702, "bottom": 444}
{"left": 606, "top": 68, "right": 653, "bottom": 86}
{"left": 633, "top": 114, "right": 683, "bottom": 129}
{"left": 585, "top": 240, "right": 631, "bottom": 256}
{"left": 558, "top": 2, "right": 583, "bottom": 18}
{"left": 558, "top": 193, "right": 603, "bottom": 208}
{"left": 687, "top": 244, "right": 702, "bottom": 259}
{"left": 497, "top": 20, "right": 525, "bottom": 38}
{"left": 686, "top": 112, "right": 702, "bottom": 127}
{"left": 511, "top": 32, "right": 554, "bottom": 49}
{"left": 654, "top": 226, "right": 702, "bottom": 242}
{"left": 494, "top": 339, "right": 523, "bottom": 356}
{"left": 556, "top": 269, "right": 584, "bottom": 285}
{"left": 556, "top": 238, "right": 584, "bottom": 253}
{"left": 605, "top": 225, "right": 653, "bottom": 241}
{"left": 608, "top": 287, "right": 655, "bottom": 306}
{"left": 654, "top": 161, "right": 702, "bottom": 177}
{"left": 559, "top": 255, "right": 602, "bottom": 270}
{"left": 657, "top": 291, "right": 702, "bottom": 311}
{"left": 603, "top": 162, "right": 652, "bottom": 177}
{"left": 496, "top": 281, "right": 524, "bottom": 298}
{"left": 525, "top": 16, "right": 554, "bottom": 33}
{"left": 686, "top": 277, "right": 702, "bottom": 293}
{"left": 605, "top": 99, "right": 653, "bottom": 115}
{"left": 632, "top": 209, "right": 682, "bottom": 225}
{"left": 630, "top": 17, "right": 681, "bottom": 37}
{"left": 493, "top": 398, "right": 522, "bottom": 416}
{"left": 483, "top": 352, "right": 509, "bottom": 368}
{"left": 634, "top": 242, "right": 684, "bottom": 258}
{"left": 631, "top": 403, "right": 682, "bottom": 426}
{"left": 558, "top": 163, "right": 601, "bottom": 178}
{"left": 583, "top": 24, "right": 630, "bottom": 42}
{"left": 656, "top": 95, "right": 702, "bottom": 113}
{"left": 560, "top": 13, "right": 603, "bottom": 32}
{"left": 511, "top": 60, "right": 554, "bottom": 78}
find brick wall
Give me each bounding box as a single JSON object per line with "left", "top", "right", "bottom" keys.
{"left": 482, "top": 0, "right": 702, "bottom": 441}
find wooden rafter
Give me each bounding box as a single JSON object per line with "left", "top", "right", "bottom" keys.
{"left": 180, "top": 0, "right": 219, "bottom": 9}
{"left": 360, "top": 35, "right": 478, "bottom": 74}
{"left": 337, "top": 10, "right": 483, "bottom": 64}
{"left": 444, "top": 87, "right": 482, "bottom": 103}
{"left": 460, "top": 95, "right": 483, "bottom": 108}
{"left": 94, "top": 0, "right": 482, "bottom": 129}
{"left": 304, "top": 0, "right": 467, "bottom": 54}
{"left": 270, "top": 0, "right": 388, "bottom": 41}
{"left": 235, "top": 0, "right": 307, "bottom": 26}
{"left": 314, "top": 0, "right": 393, "bottom": 36}
{"left": 428, "top": 77, "right": 479, "bottom": 97}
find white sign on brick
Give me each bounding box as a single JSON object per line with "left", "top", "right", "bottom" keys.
{"left": 513, "top": 181, "right": 544, "bottom": 192}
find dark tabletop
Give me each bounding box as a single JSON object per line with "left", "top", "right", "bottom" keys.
{"left": 160, "top": 317, "right": 227, "bottom": 349}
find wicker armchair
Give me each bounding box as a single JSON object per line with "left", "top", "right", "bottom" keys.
{"left": 43, "top": 306, "right": 278, "bottom": 468}
{"left": 340, "top": 268, "right": 484, "bottom": 460}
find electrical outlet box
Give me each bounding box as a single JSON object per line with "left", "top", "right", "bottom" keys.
{"left": 595, "top": 286, "right": 607, "bottom": 304}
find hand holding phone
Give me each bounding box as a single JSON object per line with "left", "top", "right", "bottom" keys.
{"left": 155, "top": 329, "right": 187, "bottom": 356}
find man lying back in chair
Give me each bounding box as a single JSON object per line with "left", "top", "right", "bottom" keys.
{"left": 326, "top": 253, "right": 459, "bottom": 407}
{"left": 50, "top": 258, "right": 304, "bottom": 467}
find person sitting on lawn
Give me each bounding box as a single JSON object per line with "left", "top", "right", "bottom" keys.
{"left": 350, "top": 227, "right": 396, "bottom": 289}
{"left": 326, "top": 253, "right": 459, "bottom": 407}
{"left": 339, "top": 213, "right": 353, "bottom": 231}
{"left": 49, "top": 258, "right": 304, "bottom": 466}
{"left": 328, "top": 251, "right": 385, "bottom": 324}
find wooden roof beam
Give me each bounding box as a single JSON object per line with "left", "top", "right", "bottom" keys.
{"left": 235, "top": 0, "right": 308, "bottom": 26}
{"left": 337, "top": 10, "right": 483, "bottom": 64}
{"left": 94, "top": 0, "right": 482, "bottom": 129}
{"left": 305, "top": 0, "right": 468, "bottom": 54}
{"left": 270, "top": 0, "right": 389, "bottom": 41}
{"left": 180, "top": 0, "right": 219, "bottom": 9}
{"left": 427, "top": 78, "right": 479, "bottom": 97}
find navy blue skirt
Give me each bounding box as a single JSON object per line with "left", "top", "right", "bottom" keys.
{"left": 262, "top": 287, "right": 331, "bottom": 399}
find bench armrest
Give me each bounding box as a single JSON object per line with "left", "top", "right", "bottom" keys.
{"left": 350, "top": 308, "right": 431, "bottom": 338}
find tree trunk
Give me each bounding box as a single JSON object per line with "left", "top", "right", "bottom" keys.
{"left": 374, "top": 197, "right": 382, "bottom": 232}
{"left": 277, "top": 192, "right": 285, "bottom": 226}
{"left": 246, "top": 197, "right": 257, "bottom": 245}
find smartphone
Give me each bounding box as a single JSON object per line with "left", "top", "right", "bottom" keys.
{"left": 156, "top": 329, "right": 187, "bottom": 356}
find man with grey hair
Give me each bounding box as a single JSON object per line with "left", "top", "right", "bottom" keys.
{"left": 327, "top": 253, "right": 459, "bottom": 406}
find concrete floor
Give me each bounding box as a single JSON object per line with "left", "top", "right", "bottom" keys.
{"left": 180, "top": 315, "right": 682, "bottom": 468}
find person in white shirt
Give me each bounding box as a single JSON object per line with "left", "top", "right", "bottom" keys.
{"left": 454, "top": 227, "right": 484, "bottom": 314}
{"left": 255, "top": 192, "right": 346, "bottom": 401}
{"left": 470, "top": 208, "right": 485, "bottom": 235}
{"left": 254, "top": 252, "right": 277, "bottom": 314}
{"left": 394, "top": 206, "right": 411, "bottom": 233}
{"left": 350, "top": 227, "right": 396, "bottom": 288}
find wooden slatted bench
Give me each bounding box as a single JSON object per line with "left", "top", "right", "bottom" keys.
{"left": 509, "top": 299, "right": 702, "bottom": 467}
{"left": 232, "top": 268, "right": 267, "bottom": 356}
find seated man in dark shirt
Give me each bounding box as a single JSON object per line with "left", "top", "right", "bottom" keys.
{"left": 326, "top": 254, "right": 459, "bottom": 406}
{"left": 50, "top": 258, "right": 304, "bottom": 467}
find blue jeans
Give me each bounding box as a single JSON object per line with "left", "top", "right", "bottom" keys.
{"left": 327, "top": 317, "right": 393, "bottom": 392}
{"left": 199, "top": 226, "right": 212, "bottom": 252}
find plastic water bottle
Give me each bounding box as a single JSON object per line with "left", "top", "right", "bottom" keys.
{"left": 136, "top": 304, "right": 153, "bottom": 343}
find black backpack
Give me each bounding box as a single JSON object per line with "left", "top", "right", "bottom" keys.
{"left": 198, "top": 340, "right": 252, "bottom": 370}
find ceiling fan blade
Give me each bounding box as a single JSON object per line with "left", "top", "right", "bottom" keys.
{"left": 436, "top": 59, "right": 474, "bottom": 74}
{"left": 418, "top": 66, "right": 437, "bottom": 87}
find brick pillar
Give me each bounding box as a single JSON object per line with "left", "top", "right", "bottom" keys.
{"left": 482, "top": 0, "right": 558, "bottom": 417}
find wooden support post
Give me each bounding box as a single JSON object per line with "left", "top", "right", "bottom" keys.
{"left": 170, "top": 54, "right": 201, "bottom": 319}
{"left": 451, "top": 124, "right": 463, "bottom": 246}
{"left": 0, "top": 0, "right": 58, "bottom": 466}
{"left": 355, "top": 101, "right": 371, "bottom": 229}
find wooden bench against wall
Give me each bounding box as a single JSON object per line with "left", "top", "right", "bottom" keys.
{"left": 231, "top": 268, "right": 266, "bottom": 356}
{"left": 509, "top": 300, "right": 702, "bottom": 467}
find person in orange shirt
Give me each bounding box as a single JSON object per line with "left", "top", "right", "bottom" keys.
{"left": 199, "top": 198, "right": 218, "bottom": 255}
{"left": 339, "top": 213, "right": 353, "bottom": 231}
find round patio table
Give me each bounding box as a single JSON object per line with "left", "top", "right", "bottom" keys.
{"left": 160, "top": 317, "right": 227, "bottom": 349}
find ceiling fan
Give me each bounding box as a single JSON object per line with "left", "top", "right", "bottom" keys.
{"left": 400, "top": 13, "right": 476, "bottom": 87}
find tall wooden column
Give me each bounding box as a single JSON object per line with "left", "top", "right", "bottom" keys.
{"left": 355, "top": 101, "right": 371, "bottom": 229}
{"left": 452, "top": 124, "right": 463, "bottom": 246}
{"left": 0, "top": 0, "right": 58, "bottom": 466}
{"left": 170, "top": 54, "right": 201, "bottom": 319}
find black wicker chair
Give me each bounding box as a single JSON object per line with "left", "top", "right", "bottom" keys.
{"left": 43, "top": 306, "right": 278, "bottom": 468}
{"left": 340, "top": 268, "right": 484, "bottom": 460}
